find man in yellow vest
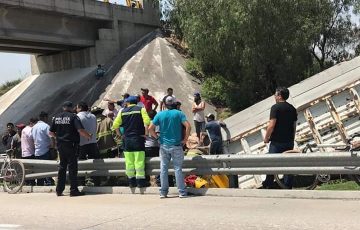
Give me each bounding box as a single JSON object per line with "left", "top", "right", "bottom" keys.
{"left": 112, "top": 96, "right": 150, "bottom": 188}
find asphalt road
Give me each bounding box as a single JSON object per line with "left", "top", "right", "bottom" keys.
{"left": 0, "top": 193, "right": 359, "bottom": 230}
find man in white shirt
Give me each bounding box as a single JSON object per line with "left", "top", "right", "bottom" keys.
{"left": 102, "top": 102, "right": 118, "bottom": 119}
{"left": 31, "top": 111, "right": 54, "bottom": 186}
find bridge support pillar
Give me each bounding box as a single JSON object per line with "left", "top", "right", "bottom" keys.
{"left": 31, "top": 27, "right": 120, "bottom": 74}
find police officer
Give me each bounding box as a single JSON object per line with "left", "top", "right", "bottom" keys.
{"left": 49, "top": 101, "right": 92, "bottom": 197}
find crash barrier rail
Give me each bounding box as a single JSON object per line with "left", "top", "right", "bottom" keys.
{"left": 16, "top": 152, "right": 360, "bottom": 180}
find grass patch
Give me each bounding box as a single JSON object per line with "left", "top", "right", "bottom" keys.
{"left": 0, "top": 79, "right": 22, "bottom": 97}
{"left": 217, "top": 108, "right": 234, "bottom": 120}
{"left": 316, "top": 179, "right": 360, "bottom": 190}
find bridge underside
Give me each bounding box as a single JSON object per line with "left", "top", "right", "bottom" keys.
{"left": 0, "top": 0, "right": 159, "bottom": 73}
{"left": 0, "top": 6, "right": 111, "bottom": 54}
{"left": 0, "top": 38, "right": 88, "bottom": 54}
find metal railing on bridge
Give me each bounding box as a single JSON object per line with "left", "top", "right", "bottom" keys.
{"left": 20, "top": 152, "right": 360, "bottom": 180}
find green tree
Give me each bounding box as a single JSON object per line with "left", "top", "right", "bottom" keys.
{"left": 0, "top": 79, "right": 22, "bottom": 97}
{"left": 356, "top": 44, "right": 360, "bottom": 56}
{"left": 354, "top": 1, "right": 360, "bottom": 13}
{"left": 310, "top": 0, "right": 359, "bottom": 70}
{"left": 169, "top": 0, "right": 360, "bottom": 111}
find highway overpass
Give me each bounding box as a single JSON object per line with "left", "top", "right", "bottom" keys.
{"left": 0, "top": 0, "right": 159, "bottom": 73}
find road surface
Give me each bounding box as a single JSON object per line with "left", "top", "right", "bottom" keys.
{"left": 0, "top": 193, "right": 358, "bottom": 229}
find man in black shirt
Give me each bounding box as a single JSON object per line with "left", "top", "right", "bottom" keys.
{"left": 263, "top": 87, "right": 297, "bottom": 189}
{"left": 49, "top": 101, "right": 92, "bottom": 197}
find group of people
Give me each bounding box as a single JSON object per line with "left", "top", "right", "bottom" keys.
{"left": 106, "top": 88, "right": 228, "bottom": 197}
{"left": 2, "top": 112, "right": 55, "bottom": 186}
{"left": 2, "top": 85, "right": 298, "bottom": 194}
{"left": 1, "top": 86, "right": 230, "bottom": 198}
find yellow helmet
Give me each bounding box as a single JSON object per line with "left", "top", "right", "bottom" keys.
{"left": 195, "top": 177, "right": 208, "bottom": 188}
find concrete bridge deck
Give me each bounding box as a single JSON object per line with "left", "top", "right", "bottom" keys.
{"left": 0, "top": 0, "right": 158, "bottom": 23}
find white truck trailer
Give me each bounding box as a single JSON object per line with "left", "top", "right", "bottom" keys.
{"left": 223, "top": 56, "right": 360, "bottom": 188}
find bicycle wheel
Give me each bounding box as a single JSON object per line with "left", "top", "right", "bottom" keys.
{"left": 3, "top": 160, "right": 25, "bottom": 194}
{"left": 274, "top": 150, "right": 319, "bottom": 190}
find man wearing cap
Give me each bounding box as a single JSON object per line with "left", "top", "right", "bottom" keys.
{"left": 149, "top": 96, "right": 191, "bottom": 198}
{"left": 205, "top": 113, "right": 227, "bottom": 155}
{"left": 32, "top": 111, "right": 54, "bottom": 185}
{"left": 112, "top": 96, "right": 151, "bottom": 188}
{"left": 140, "top": 88, "right": 158, "bottom": 112}
{"left": 49, "top": 101, "right": 92, "bottom": 197}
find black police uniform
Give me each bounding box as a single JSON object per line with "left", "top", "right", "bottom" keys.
{"left": 50, "top": 111, "right": 84, "bottom": 194}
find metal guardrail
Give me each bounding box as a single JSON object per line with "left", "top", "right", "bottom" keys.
{"left": 19, "top": 152, "right": 360, "bottom": 179}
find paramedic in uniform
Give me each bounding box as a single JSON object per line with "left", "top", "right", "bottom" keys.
{"left": 50, "top": 101, "right": 92, "bottom": 197}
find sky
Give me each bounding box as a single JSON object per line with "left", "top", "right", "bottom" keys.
{"left": 0, "top": 53, "right": 31, "bottom": 84}
{"left": 108, "top": 0, "right": 125, "bottom": 5}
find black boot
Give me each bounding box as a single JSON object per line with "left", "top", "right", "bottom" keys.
{"left": 137, "top": 178, "right": 146, "bottom": 188}
{"left": 70, "top": 190, "right": 85, "bottom": 197}
{"left": 128, "top": 177, "right": 137, "bottom": 188}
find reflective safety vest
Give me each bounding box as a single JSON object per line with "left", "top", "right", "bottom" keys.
{"left": 97, "top": 117, "right": 117, "bottom": 152}
{"left": 97, "top": 130, "right": 112, "bottom": 139}
{"left": 121, "top": 106, "right": 145, "bottom": 137}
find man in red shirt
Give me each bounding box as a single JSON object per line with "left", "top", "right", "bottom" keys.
{"left": 140, "top": 88, "right": 158, "bottom": 112}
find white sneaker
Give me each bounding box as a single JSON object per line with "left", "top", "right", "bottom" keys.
{"left": 179, "top": 194, "right": 188, "bottom": 198}
{"left": 160, "top": 194, "right": 167, "bottom": 199}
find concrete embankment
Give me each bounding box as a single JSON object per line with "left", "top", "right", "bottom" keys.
{"left": 94, "top": 31, "right": 215, "bottom": 120}
{"left": 0, "top": 30, "right": 213, "bottom": 132}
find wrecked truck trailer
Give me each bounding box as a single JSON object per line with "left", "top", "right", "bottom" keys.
{"left": 222, "top": 56, "right": 360, "bottom": 189}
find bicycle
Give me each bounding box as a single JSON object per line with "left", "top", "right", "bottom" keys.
{"left": 274, "top": 133, "right": 360, "bottom": 190}
{"left": 0, "top": 149, "right": 25, "bottom": 194}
